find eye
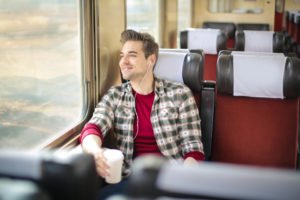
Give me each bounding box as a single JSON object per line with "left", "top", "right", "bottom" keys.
{"left": 129, "top": 53, "right": 137, "bottom": 57}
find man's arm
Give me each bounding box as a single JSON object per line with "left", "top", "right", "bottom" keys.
{"left": 80, "top": 88, "right": 118, "bottom": 177}
{"left": 177, "top": 86, "right": 205, "bottom": 163}
{"left": 81, "top": 134, "right": 102, "bottom": 154}
{"left": 81, "top": 134, "right": 110, "bottom": 178}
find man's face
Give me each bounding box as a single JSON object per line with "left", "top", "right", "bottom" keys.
{"left": 119, "top": 41, "right": 150, "bottom": 81}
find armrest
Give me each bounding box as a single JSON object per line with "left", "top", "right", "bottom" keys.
{"left": 200, "top": 80, "right": 216, "bottom": 160}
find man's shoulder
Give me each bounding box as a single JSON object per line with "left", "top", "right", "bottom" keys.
{"left": 107, "top": 82, "right": 130, "bottom": 93}
{"left": 157, "top": 78, "right": 190, "bottom": 91}
{"left": 101, "top": 83, "right": 130, "bottom": 101}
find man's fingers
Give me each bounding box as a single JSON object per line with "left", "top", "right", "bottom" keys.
{"left": 93, "top": 149, "right": 110, "bottom": 178}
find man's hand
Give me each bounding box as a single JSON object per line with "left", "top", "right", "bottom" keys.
{"left": 81, "top": 134, "right": 110, "bottom": 178}
{"left": 183, "top": 157, "right": 199, "bottom": 166}
{"left": 92, "top": 149, "right": 110, "bottom": 178}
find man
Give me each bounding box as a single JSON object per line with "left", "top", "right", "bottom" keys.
{"left": 80, "top": 29, "right": 204, "bottom": 198}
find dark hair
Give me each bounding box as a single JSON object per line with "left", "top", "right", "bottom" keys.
{"left": 120, "top": 29, "right": 159, "bottom": 61}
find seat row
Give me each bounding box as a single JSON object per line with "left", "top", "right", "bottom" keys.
{"left": 202, "top": 21, "right": 270, "bottom": 49}
{"left": 155, "top": 48, "right": 300, "bottom": 170}
{"left": 180, "top": 28, "right": 286, "bottom": 81}
{"left": 119, "top": 49, "right": 300, "bottom": 199}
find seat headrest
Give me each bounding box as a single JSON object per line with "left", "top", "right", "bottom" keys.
{"left": 180, "top": 29, "right": 227, "bottom": 54}
{"left": 217, "top": 53, "right": 300, "bottom": 99}
{"left": 235, "top": 30, "right": 284, "bottom": 52}
{"left": 154, "top": 49, "right": 204, "bottom": 92}
{"left": 202, "top": 22, "right": 236, "bottom": 38}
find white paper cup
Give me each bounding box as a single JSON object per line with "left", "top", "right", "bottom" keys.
{"left": 103, "top": 148, "right": 124, "bottom": 184}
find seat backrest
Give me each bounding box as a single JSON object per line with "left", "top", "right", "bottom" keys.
{"left": 212, "top": 52, "right": 300, "bottom": 169}
{"left": 202, "top": 22, "right": 236, "bottom": 49}
{"left": 126, "top": 155, "right": 300, "bottom": 200}
{"left": 293, "top": 13, "right": 300, "bottom": 43}
{"left": 236, "top": 23, "right": 269, "bottom": 31}
{"left": 274, "top": 7, "right": 284, "bottom": 32}
{"left": 288, "top": 11, "right": 296, "bottom": 37}
{"left": 180, "top": 28, "right": 227, "bottom": 81}
{"left": 155, "top": 49, "right": 215, "bottom": 160}
{"left": 235, "top": 30, "right": 284, "bottom": 52}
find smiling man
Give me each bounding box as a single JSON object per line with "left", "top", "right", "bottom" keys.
{"left": 80, "top": 29, "right": 204, "bottom": 199}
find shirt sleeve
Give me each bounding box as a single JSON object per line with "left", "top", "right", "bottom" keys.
{"left": 178, "top": 86, "right": 205, "bottom": 156}
{"left": 79, "top": 123, "right": 104, "bottom": 143}
{"left": 85, "top": 87, "right": 118, "bottom": 138}
{"left": 184, "top": 151, "right": 205, "bottom": 161}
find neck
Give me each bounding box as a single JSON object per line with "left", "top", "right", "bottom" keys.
{"left": 131, "top": 75, "right": 154, "bottom": 95}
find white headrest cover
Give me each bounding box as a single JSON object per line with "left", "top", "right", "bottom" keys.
{"left": 244, "top": 30, "right": 274, "bottom": 52}
{"left": 159, "top": 48, "right": 189, "bottom": 53}
{"left": 294, "top": 12, "right": 300, "bottom": 23}
{"left": 231, "top": 51, "right": 284, "bottom": 57}
{"left": 233, "top": 54, "right": 287, "bottom": 99}
{"left": 154, "top": 52, "right": 186, "bottom": 83}
{"left": 187, "top": 29, "right": 220, "bottom": 54}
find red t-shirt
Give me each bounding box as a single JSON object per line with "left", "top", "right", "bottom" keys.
{"left": 132, "top": 90, "right": 161, "bottom": 158}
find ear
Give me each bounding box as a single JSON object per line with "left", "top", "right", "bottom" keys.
{"left": 148, "top": 54, "right": 156, "bottom": 66}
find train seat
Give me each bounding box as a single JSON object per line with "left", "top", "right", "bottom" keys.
{"left": 180, "top": 28, "right": 227, "bottom": 81}
{"left": 154, "top": 49, "right": 215, "bottom": 160}
{"left": 274, "top": 7, "right": 284, "bottom": 32}
{"left": 125, "top": 154, "right": 300, "bottom": 200}
{"left": 0, "top": 151, "right": 99, "bottom": 200}
{"left": 288, "top": 11, "right": 297, "bottom": 38}
{"left": 236, "top": 23, "right": 269, "bottom": 31}
{"left": 202, "top": 22, "right": 236, "bottom": 49}
{"left": 212, "top": 53, "right": 300, "bottom": 169}
{"left": 293, "top": 13, "right": 300, "bottom": 43}
{"left": 235, "top": 30, "right": 284, "bottom": 52}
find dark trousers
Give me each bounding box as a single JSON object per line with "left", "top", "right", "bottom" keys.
{"left": 96, "top": 178, "right": 129, "bottom": 200}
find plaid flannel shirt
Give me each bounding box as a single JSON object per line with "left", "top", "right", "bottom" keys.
{"left": 88, "top": 77, "right": 204, "bottom": 176}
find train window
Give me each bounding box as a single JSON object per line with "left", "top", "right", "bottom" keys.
{"left": 208, "top": 0, "right": 264, "bottom": 14}
{"left": 178, "top": 0, "right": 192, "bottom": 46}
{"left": 126, "top": 0, "right": 162, "bottom": 45}
{"left": 0, "top": 1, "right": 83, "bottom": 150}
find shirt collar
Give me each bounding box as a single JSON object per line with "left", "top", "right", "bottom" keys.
{"left": 122, "top": 77, "right": 166, "bottom": 96}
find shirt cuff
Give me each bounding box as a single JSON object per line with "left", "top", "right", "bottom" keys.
{"left": 79, "top": 123, "right": 103, "bottom": 143}
{"left": 184, "top": 151, "right": 205, "bottom": 161}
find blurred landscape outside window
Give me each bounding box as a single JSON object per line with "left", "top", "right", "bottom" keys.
{"left": 177, "top": 0, "right": 191, "bottom": 47}
{"left": 126, "top": 0, "right": 162, "bottom": 45}
{"left": 0, "top": 0, "right": 83, "bottom": 150}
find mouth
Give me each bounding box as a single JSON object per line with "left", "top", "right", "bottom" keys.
{"left": 121, "top": 66, "right": 133, "bottom": 73}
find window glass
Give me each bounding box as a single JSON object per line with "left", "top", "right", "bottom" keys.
{"left": 208, "top": 0, "right": 264, "bottom": 14}
{"left": 178, "top": 0, "right": 191, "bottom": 46}
{"left": 0, "top": 0, "right": 83, "bottom": 150}
{"left": 126, "top": 0, "right": 161, "bottom": 44}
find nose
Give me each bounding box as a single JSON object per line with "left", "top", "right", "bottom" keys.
{"left": 120, "top": 55, "right": 129, "bottom": 65}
